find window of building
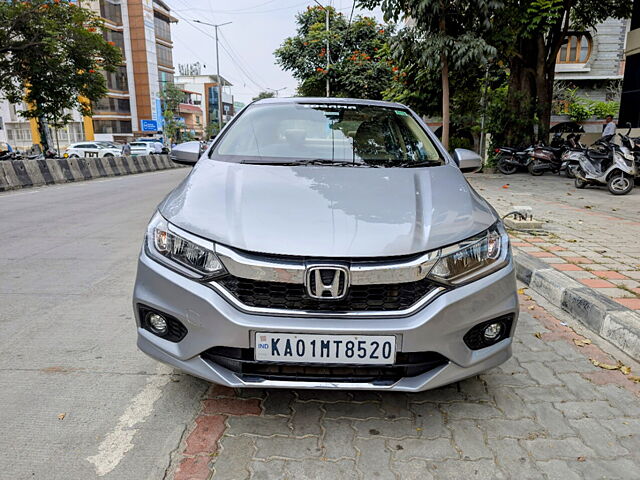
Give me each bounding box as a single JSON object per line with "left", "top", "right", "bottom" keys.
{"left": 156, "top": 44, "right": 173, "bottom": 67}
{"left": 100, "top": 0, "right": 122, "bottom": 25}
{"left": 93, "top": 119, "right": 132, "bottom": 134}
{"left": 104, "top": 29, "right": 125, "bottom": 57}
{"left": 558, "top": 34, "right": 592, "bottom": 64}
{"left": 92, "top": 97, "right": 131, "bottom": 114}
{"left": 158, "top": 70, "right": 174, "bottom": 90}
{"left": 196, "top": 115, "right": 201, "bottom": 124}
{"left": 154, "top": 13, "right": 171, "bottom": 42}
{"left": 104, "top": 66, "right": 129, "bottom": 92}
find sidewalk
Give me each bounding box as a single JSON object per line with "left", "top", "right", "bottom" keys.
{"left": 468, "top": 173, "right": 640, "bottom": 359}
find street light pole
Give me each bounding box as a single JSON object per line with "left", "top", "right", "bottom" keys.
{"left": 314, "top": 0, "right": 330, "bottom": 97}
{"left": 268, "top": 87, "right": 287, "bottom": 97}
{"left": 194, "top": 20, "right": 232, "bottom": 130}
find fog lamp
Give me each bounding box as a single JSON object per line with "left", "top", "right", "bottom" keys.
{"left": 147, "top": 313, "right": 168, "bottom": 335}
{"left": 483, "top": 322, "right": 503, "bottom": 340}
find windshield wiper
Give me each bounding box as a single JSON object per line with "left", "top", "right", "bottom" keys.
{"left": 242, "top": 158, "right": 370, "bottom": 167}
{"left": 398, "top": 160, "right": 443, "bottom": 168}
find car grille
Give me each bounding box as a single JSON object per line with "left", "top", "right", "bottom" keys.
{"left": 215, "top": 275, "right": 439, "bottom": 312}
{"left": 202, "top": 347, "right": 448, "bottom": 385}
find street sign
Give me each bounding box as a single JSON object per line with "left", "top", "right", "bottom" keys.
{"left": 141, "top": 119, "right": 158, "bottom": 132}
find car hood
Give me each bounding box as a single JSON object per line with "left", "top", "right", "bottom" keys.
{"left": 159, "top": 160, "right": 497, "bottom": 258}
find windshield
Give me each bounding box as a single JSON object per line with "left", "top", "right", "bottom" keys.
{"left": 211, "top": 103, "right": 444, "bottom": 167}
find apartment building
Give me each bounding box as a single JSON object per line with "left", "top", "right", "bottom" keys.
{"left": 0, "top": 0, "right": 177, "bottom": 150}
{"left": 175, "top": 74, "right": 235, "bottom": 128}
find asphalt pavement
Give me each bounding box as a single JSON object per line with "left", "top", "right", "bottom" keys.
{"left": 1, "top": 170, "right": 639, "bottom": 480}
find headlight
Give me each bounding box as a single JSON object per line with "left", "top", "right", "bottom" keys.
{"left": 145, "top": 212, "right": 226, "bottom": 279}
{"left": 427, "top": 222, "right": 510, "bottom": 286}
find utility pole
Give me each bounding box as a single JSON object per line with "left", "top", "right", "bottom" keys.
{"left": 268, "top": 87, "right": 287, "bottom": 97}
{"left": 193, "top": 20, "right": 232, "bottom": 130}
{"left": 314, "top": 0, "right": 330, "bottom": 97}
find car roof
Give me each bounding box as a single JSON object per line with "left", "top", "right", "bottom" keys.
{"left": 251, "top": 96, "right": 408, "bottom": 109}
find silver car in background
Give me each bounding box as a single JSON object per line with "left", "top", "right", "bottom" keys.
{"left": 133, "top": 97, "right": 518, "bottom": 391}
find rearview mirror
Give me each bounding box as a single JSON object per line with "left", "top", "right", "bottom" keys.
{"left": 170, "top": 141, "right": 202, "bottom": 165}
{"left": 453, "top": 148, "right": 482, "bottom": 173}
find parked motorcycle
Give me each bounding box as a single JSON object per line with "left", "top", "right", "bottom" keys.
{"left": 574, "top": 130, "right": 637, "bottom": 195}
{"left": 495, "top": 145, "right": 534, "bottom": 175}
{"left": 528, "top": 132, "right": 582, "bottom": 176}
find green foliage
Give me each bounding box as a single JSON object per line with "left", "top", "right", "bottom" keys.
{"left": 205, "top": 122, "right": 220, "bottom": 139}
{"left": 161, "top": 83, "right": 186, "bottom": 144}
{"left": 252, "top": 91, "right": 276, "bottom": 101}
{"left": 0, "top": 0, "right": 122, "bottom": 127}
{"left": 568, "top": 100, "right": 592, "bottom": 122}
{"left": 591, "top": 101, "right": 619, "bottom": 119}
{"left": 275, "top": 6, "right": 395, "bottom": 98}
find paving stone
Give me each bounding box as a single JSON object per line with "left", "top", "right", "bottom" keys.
{"left": 450, "top": 420, "right": 492, "bottom": 460}
{"left": 378, "top": 392, "right": 411, "bottom": 419}
{"left": 353, "top": 418, "right": 417, "bottom": 439}
{"left": 459, "top": 376, "right": 492, "bottom": 402}
{"left": 392, "top": 438, "right": 458, "bottom": 461}
{"left": 354, "top": 437, "right": 395, "bottom": 480}
{"left": 262, "top": 390, "right": 294, "bottom": 416}
{"left": 490, "top": 386, "right": 533, "bottom": 420}
{"left": 555, "top": 373, "right": 607, "bottom": 400}
{"left": 524, "top": 437, "right": 595, "bottom": 460}
{"left": 529, "top": 403, "right": 577, "bottom": 438}
{"left": 515, "top": 385, "right": 576, "bottom": 403}
{"left": 552, "top": 401, "right": 618, "bottom": 419}
{"left": 568, "top": 418, "right": 629, "bottom": 457}
{"left": 254, "top": 436, "right": 321, "bottom": 460}
{"left": 322, "top": 418, "right": 357, "bottom": 459}
{"left": 432, "top": 459, "right": 506, "bottom": 479}
{"left": 410, "top": 402, "right": 449, "bottom": 439}
{"left": 249, "top": 460, "right": 287, "bottom": 480}
{"left": 535, "top": 460, "right": 581, "bottom": 480}
{"left": 286, "top": 459, "right": 358, "bottom": 479}
{"left": 597, "top": 417, "right": 640, "bottom": 436}
{"left": 212, "top": 435, "right": 254, "bottom": 479}
{"left": 226, "top": 416, "right": 291, "bottom": 437}
{"left": 482, "top": 373, "right": 539, "bottom": 388}
{"left": 408, "top": 385, "right": 462, "bottom": 403}
{"left": 521, "top": 361, "right": 562, "bottom": 385}
{"left": 442, "top": 402, "right": 503, "bottom": 420}
{"left": 488, "top": 437, "right": 542, "bottom": 479}
{"left": 391, "top": 459, "right": 434, "bottom": 479}
{"left": 571, "top": 458, "right": 640, "bottom": 480}
{"left": 291, "top": 401, "right": 323, "bottom": 436}
{"left": 295, "top": 390, "right": 352, "bottom": 402}
{"left": 479, "top": 418, "right": 544, "bottom": 439}
{"left": 323, "top": 402, "right": 383, "bottom": 420}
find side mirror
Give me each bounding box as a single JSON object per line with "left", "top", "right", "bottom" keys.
{"left": 169, "top": 141, "right": 202, "bottom": 165}
{"left": 453, "top": 148, "right": 482, "bottom": 173}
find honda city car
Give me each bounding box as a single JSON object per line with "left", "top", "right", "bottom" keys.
{"left": 133, "top": 97, "right": 518, "bottom": 391}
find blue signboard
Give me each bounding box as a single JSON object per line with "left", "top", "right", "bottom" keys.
{"left": 141, "top": 119, "right": 158, "bottom": 132}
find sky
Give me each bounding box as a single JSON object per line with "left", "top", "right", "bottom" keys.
{"left": 164, "top": 0, "right": 384, "bottom": 106}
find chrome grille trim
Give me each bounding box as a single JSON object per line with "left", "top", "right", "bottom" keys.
{"left": 208, "top": 281, "right": 446, "bottom": 318}
{"left": 215, "top": 244, "right": 440, "bottom": 285}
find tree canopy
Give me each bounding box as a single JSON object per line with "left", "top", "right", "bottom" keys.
{"left": 275, "top": 6, "right": 395, "bottom": 99}
{"left": 252, "top": 91, "right": 276, "bottom": 101}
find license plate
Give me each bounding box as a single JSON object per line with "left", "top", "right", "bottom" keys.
{"left": 254, "top": 333, "right": 396, "bottom": 365}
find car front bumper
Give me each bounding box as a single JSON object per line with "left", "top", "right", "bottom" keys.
{"left": 133, "top": 249, "right": 519, "bottom": 391}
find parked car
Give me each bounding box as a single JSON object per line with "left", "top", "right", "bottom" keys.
{"left": 136, "top": 137, "right": 169, "bottom": 153}
{"left": 64, "top": 142, "right": 122, "bottom": 158}
{"left": 133, "top": 97, "right": 519, "bottom": 392}
{"left": 129, "top": 142, "right": 157, "bottom": 156}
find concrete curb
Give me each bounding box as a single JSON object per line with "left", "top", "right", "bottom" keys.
{"left": 0, "top": 155, "right": 185, "bottom": 192}
{"left": 514, "top": 250, "right": 640, "bottom": 360}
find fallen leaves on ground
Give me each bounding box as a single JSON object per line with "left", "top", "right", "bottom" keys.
{"left": 57, "top": 413, "right": 66, "bottom": 420}
{"left": 573, "top": 338, "right": 592, "bottom": 347}
{"left": 502, "top": 184, "right": 510, "bottom": 189}
{"left": 517, "top": 288, "right": 525, "bottom": 295}
{"left": 584, "top": 205, "right": 593, "bottom": 209}
{"left": 590, "top": 358, "right": 632, "bottom": 375}
{"left": 528, "top": 305, "right": 535, "bottom": 310}
{"left": 629, "top": 376, "right": 640, "bottom": 383}
{"left": 577, "top": 456, "right": 586, "bottom": 462}
{"left": 534, "top": 332, "right": 542, "bottom": 339}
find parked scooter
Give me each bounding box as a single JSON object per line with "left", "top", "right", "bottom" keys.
{"left": 495, "top": 145, "right": 534, "bottom": 174}
{"left": 574, "top": 129, "right": 637, "bottom": 195}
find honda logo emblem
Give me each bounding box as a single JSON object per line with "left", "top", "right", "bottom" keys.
{"left": 305, "top": 266, "right": 349, "bottom": 300}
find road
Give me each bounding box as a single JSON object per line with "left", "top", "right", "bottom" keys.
{"left": 1, "top": 170, "right": 639, "bottom": 480}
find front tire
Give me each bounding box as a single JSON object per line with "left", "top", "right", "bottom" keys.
{"left": 565, "top": 166, "right": 576, "bottom": 178}
{"left": 528, "top": 159, "right": 544, "bottom": 176}
{"left": 497, "top": 156, "right": 518, "bottom": 175}
{"left": 104, "top": 153, "right": 114, "bottom": 157}
{"left": 607, "top": 172, "right": 634, "bottom": 195}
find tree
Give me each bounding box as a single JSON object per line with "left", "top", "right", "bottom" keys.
{"left": 161, "top": 82, "right": 185, "bottom": 145}
{"left": 275, "top": 6, "right": 395, "bottom": 99}
{"left": 252, "top": 91, "right": 276, "bottom": 101}
{"left": 0, "top": 0, "right": 122, "bottom": 152}
{"left": 361, "top": 0, "right": 500, "bottom": 149}
{"left": 492, "top": 0, "right": 631, "bottom": 145}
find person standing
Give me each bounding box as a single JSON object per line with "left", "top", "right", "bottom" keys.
{"left": 121, "top": 140, "right": 131, "bottom": 156}
{"left": 153, "top": 140, "right": 163, "bottom": 155}
{"left": 603, "top": 115, "right": 617, "bottom": 137}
